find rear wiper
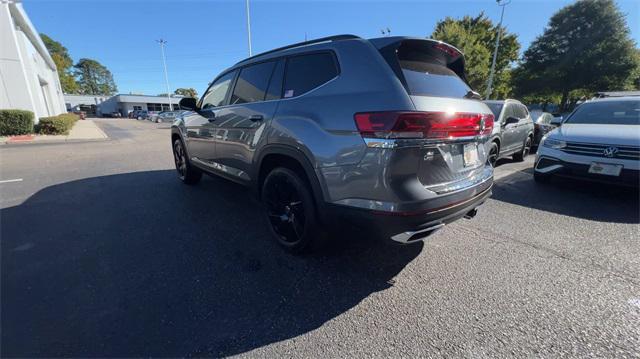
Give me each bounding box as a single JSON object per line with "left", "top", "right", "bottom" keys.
{"left": 464, "top": 90, "right": 482, "bottom": 100}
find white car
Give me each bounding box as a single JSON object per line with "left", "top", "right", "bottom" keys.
{"left": 534, "top": 97, "right": 639, "bottom": 186}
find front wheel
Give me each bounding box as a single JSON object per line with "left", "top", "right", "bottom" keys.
{"left": 261, "top": 167, "right": 324, "bottom": 254}
{"left": 513, "top": 136, "right": 532, "bottom": 162}
{"left": 172, "top": 139, "right": 202, "bottom": 185}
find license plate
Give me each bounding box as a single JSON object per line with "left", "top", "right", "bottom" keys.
{"left": 463, "top": 143, "right": 479, "bottom": 167}
{"left": 588, "top": 162, "right": 622, "bottom": 176}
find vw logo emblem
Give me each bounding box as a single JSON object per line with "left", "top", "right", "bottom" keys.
{"left": 603, "top": 147, "right": 619, "bottom": 158}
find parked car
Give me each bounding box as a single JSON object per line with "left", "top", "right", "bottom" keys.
{"left": 530, "top": 110, "right": 557, "bottom": 146}
{"left": 534, "top": 97, "right": 639, "bottom": 186}
{"left": 483, "top": 99, "right": 535, "bottom": 166}
{"left": 171, "top": 35, "right": 495, "bottom": 253}
{"left": 129, "top": 110, "right": 143, "bottom": 119}
{"left": 155, "top": 110, "right": 186, "bottom": 123}
{"left": 135, "top": 110, "right": 149, "bottom": 120}
{"left": 102, "top": 111, "right": 122, "bottom": 118}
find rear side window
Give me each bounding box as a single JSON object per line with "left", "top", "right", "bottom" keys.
{"left": 283, "top": 53, "right": 338, "bottom": 98}
{"left": 230, "top": 61, "right": 277, "bottom": 105}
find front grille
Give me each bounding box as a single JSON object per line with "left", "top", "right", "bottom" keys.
{"left": 561, "top": 142, "right": 640, "bottom": 160}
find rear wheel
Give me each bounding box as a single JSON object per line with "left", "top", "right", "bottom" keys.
{"left": 261, "top": 167, "right": 323, "bottom": 254}
{"left": 172, "top": 138, "right": 202, "bottom": 185}
{"left": 488, "top": 142, "right": 499, "bottom": 167}
{"left": 513, "top": 136, "right": 532, "bottom": 162}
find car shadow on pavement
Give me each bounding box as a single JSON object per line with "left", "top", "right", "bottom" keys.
{"left": 492, "top": 168, "right": 639, "bottom": 223}
{"left": 1, "top": 170, "right": 422, "bottom": 357}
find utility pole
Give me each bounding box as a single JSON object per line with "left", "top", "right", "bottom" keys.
{"left": 485, "top": 0, "right": 511, "bottom": 100}
{"left": 245, "top": 0, "right": 252, "bottom": 56}
{"left": 156, "top": 39, "right": 172, "bottom": 110}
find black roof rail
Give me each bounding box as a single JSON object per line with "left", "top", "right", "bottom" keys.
{"left": 235, "top": 34, "right": 361, "bottom": 65}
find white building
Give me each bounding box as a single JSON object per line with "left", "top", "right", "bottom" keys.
{"left": 64, "top": 93, "right": 183, "bottom": 116}
{"left": 0, "top": 2, "right": 66, "bottom": 121}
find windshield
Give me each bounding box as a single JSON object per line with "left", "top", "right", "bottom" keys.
{"left": 565, "top": 100, "right": 640, "bottom": 125}
{"left": 485, "top": 103, "right": 503, "bottom": 118}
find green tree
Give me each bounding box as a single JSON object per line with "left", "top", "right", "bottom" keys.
{"left": 40, "top": 33, "right": 78, "bottom": 93}
{"left": 74, "top": 58, "right": 117, "bottom": 95}
{"left": 174, "top": 87, "right": 198, "bottom": 99}
{"left": 513, "top": 0, "right": 639, "bottom": 110}
{"left": 431, "top": 12, "right": 520, "bottom": 99}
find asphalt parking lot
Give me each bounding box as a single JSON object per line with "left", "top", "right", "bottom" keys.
{"left": 1, "top": 119, "right": 639, "bottom": 357}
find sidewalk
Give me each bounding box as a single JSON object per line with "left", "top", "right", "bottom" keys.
{"left": 1, "top": 120, "right": 108, "bottom": 144}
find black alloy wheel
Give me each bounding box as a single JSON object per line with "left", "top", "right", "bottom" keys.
{"left": 261, "top": 167, "right": 321, "bottom": 253}
{"left": 514, "top": 136, "right": 532, "bottom": 162}
{"left": 172, "top": 139, "right": 202, "bottom": 185}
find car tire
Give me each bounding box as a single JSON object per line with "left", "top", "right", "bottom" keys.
{"left": 513, "top": 136, "right": 532, "bottom": 162}
{"left": 172, "top": 138, "right": 202, "bottom": 185}
{"left": 488, "top": 141, "right": 499, "bottom": 167}
{"left": 534, "top": 171, "right": 551, "bottom": 184}
{"left": 261, "top": 167, "right": 325, "bottom": 254}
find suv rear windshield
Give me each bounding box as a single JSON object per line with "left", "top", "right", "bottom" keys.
{"left": 400, "top": 61, "right": 471, "bottom": 98}
{"left": 485, "top": 103, "right": 504, "bottom": 119}
{"left": 392, "top": 42, "right": 471, "bottom": 98}
{"left": 565, "top": 100, "right": 640, "bottom": 125}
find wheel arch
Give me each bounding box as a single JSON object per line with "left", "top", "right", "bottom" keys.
{"left": 254, "top": 145, "right": 328, "bottom": 222}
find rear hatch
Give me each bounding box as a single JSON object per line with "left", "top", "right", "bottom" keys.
{"left": 363, "top": 38, "right": 494, "bottom": 192}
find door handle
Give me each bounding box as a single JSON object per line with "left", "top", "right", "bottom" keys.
{"left": 248, "top": 114, "right": 263, "bottom": 122}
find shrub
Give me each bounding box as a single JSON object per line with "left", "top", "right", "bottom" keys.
{"left": 0, "top": 110, "right": 35, "bottom": 136}
{"left": 36, "top": 113, "right": 79, "bottom": 135}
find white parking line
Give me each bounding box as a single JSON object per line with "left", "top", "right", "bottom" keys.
{"left": 0, "top": 178, "right": 23, "bottom": 184}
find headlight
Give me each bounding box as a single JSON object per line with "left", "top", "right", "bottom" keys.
{"left": 542, "top": 137, "right": 566, "bottom": 149}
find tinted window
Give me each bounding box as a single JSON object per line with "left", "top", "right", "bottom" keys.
{"left": 201, "top": 71, "right": 236, "bottom": 109}
{"left": 486, "top": 103, "right": 504, "bottom": 119}
{"left": 565, "top": 100, "right": 640, "bottom": 125}
{"left": 283, "top": 53, "right": 338, "bottom": 98}
{"left": 230, "top": 61, "right": 277, "bottom": 105}
{"left": 265, "top": 60, "right": 285, "bottom": 100}
{"left": 400, "top": 61, "right": 471, "bottom": 98}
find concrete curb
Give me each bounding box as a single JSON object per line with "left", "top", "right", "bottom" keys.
{"left": 0, "top": 120, "right": 108, "bottom": 145}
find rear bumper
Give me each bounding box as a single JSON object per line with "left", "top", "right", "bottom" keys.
{"left": 326, "top": 181, "right": 492, "bottom": 243}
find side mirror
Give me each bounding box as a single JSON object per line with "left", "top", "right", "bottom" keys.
{"left": 504, "top": 116, "right": 519, "bottom": 126}
{"left": 179, "top": 97, "right": 197, "bottom": 111}
{"left": 550, "top": 117, "right": 563, "bottom": 127}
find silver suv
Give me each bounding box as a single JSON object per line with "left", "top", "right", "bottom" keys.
{"left": 172, "top": 35, "right": 495, "bottom": 253}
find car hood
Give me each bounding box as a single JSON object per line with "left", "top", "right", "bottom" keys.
{"left": 550, "top": 124, "right": 640, "bottom": 146}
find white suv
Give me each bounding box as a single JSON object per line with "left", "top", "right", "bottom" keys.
{"left": 534, "top": 97, "right": 639, "bottom": 186}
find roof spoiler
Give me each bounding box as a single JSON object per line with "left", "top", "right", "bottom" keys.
{"left": 370, "top": 37, "right": 468, "bottom": 84}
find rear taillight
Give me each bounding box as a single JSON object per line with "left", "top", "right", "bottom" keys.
{"left": 354, "top": 111, "right": 494, "bottom": 139}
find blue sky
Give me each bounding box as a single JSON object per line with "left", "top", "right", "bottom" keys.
{"left": 25, "top": 0, "right": 639, "bottom": 96}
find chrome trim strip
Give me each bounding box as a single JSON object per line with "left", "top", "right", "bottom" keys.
{"left": 391, "top": 223, "right": 445, "bottom": 244}
{"left": 363, "top": 135, "right": 490, "bottom": 148}
{"left": 192, "top": 158, "right": 251, "bottom": 181}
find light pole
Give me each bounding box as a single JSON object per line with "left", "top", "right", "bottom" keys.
{"left": 246, "top": 0, "right": 252, "bottom": 56}
{"left": 156, "top": 39, "right": 172, "bottom": 110}
{"left": 485, "top": 0, "right": 511, "bottom": 100}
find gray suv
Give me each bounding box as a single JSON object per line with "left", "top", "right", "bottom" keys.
{"left": 172, "top": 35, "right": 495, "bottom": 253}
{"left": 483, "top": 99, "right": 535, "bottom": 166}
